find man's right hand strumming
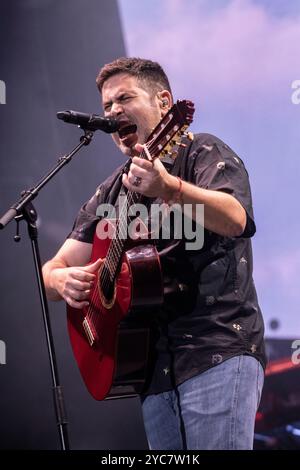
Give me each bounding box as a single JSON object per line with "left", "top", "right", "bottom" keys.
{"left": 42, "top": 238, "right": 102, "bottom": 309}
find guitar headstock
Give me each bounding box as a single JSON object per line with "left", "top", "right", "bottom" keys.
{"left": 145, "top": 100, "right": 195, "bottom": 162}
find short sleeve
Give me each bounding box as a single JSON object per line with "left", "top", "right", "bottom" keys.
{"left": 66, "top": 161, "right": 127, "bottom": 244}
{"left": 67, "top": 186, "right": 101, "bottom": 244}
{"left": 191, "top": 136, "right": 256, "bottom": 238}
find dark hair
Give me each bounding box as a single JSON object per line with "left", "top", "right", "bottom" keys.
{"left": 96, "top": 57, "right": 172, "bottom": 98}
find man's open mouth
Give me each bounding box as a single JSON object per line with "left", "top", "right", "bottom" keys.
{"left": 118, "top": 124, "right": 137, "bottom": 139}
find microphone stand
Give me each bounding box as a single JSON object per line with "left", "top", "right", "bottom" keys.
{"left": 0, "top": 128, "right": 95, "bottom": 450}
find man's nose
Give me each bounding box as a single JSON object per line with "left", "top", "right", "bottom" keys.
{"left": 110, "top": 102, "right": 124, "bottom": 116}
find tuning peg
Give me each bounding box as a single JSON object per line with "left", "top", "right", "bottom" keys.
{"left": 183, "top": 131, "right": 194, "bottom": 141}
{"left": 167, "top": 151, "right": 178, "bottom": 157}
{"left": 177, "top": 142, "right": 187, "bottom": 148}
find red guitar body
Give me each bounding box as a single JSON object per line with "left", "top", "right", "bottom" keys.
{"left": 67, "top": 220, "right": 163, "bottom": 400}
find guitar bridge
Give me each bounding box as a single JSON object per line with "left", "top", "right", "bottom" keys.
{"left": 82, "top": 316, "right": 98, "bottom": 347}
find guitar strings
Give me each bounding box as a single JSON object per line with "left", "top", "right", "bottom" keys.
{"left": 86, "top": 125, "right": 176, "bottom": 328}
{"left": 94, "top": 138, "right": 156, "bottom": 301}
{"left": 85, "top": 118, "right": 180, "bottom": 328}
{"left": 84, "top": 146, "right": 146, "bottom": 325}
{"left": 85, "top": 142, "right": 152, "bottom": 326}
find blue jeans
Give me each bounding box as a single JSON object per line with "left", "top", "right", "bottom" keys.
{"left": 141, "top": 355, "right": 264, "bottom": 450}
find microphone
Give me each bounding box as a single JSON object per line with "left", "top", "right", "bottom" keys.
{"left": 57, "top": 110, "right": 119, "bottom": 133}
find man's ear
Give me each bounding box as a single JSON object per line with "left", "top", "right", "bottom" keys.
{"left": 157, "top": 90, "right": 172, "bottom": 114}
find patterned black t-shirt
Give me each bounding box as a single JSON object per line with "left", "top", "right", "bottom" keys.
{"left": 67, "top": 133, "right": 267, "bottom": 394}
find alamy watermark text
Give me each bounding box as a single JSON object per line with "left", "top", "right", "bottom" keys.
{"left": 0, "top": 80, "right": 6, "bottom": 104}
{"left": 0, "top": 340, "right": 6, "bottom": 365}
{"left": 96, "top": 199, "right": 204, "bottom": 250}
{"left": 291, "top": 80, "right": 300, "bottom": 105}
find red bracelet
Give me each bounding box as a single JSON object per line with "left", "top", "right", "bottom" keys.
{"left": 176, "top": 176, "right": 182, "bottom": 195}
{"left": 164, "top": 176, "right": 183, "bottom": 205}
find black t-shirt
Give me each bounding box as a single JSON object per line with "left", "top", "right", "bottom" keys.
{"left": 67, "top": 133, "right": 266, "bottom": 394}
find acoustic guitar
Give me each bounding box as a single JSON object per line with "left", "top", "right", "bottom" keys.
{"left": 67, "top": 100, "right": 195, "bottom": 400}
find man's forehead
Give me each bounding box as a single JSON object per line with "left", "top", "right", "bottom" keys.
{"left": 103, "top": 74, "right": 138, "bottom": 92}
{"left": 102, "top": 73, "right": 147, "bottom": 100}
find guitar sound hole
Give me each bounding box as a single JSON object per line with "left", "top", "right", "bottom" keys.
{"left": 101, "top": 283, "right": 114, "bottom": 303}
{"left": 99, "top": 265, "right": 115, "bottom": 304}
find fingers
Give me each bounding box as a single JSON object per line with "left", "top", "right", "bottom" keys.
{"left": 68, "top": 286, "right": 91, "bottom": 301}
{"left": 64, "top": 284, "right": 91, "bottom": 309}
{"left": 123, "top": 159, "right": 158, "bottom": 189}
{"left": 71, "top": 258, "right": 102, "bottom": 282}
{"left": 122, "top": 172, "right": 143, "bottom": 193}
{"left": 65, "top": 296, "right": 90, "bottom": 309}
{"left": 127, "top": 169, "right": 145, "bottom": 187}
{"left": 122, "top": 173, "right": 134, "bottom": 191}
{"left": 71, "top": 270, "right": 96, "bottom": 282}
{"left": 82, "top": 257, "right": 103, "bottom": 273}
{"left": 67, "top": 278, "right": 92, "bottom": 291}
{"left": 131, "top": 156, "right": 155, "bottom": 171}
{"left": 64, "top": 277, "right": 95, "bottom": 309}
{"left": 130, "top": 162, "right": 149, "bottom": 179}
{"left": 134, "top": 143, "right": 144, "bottom": 154}
{"left": 62, "top": 261, "right": 102, "bottom": 308}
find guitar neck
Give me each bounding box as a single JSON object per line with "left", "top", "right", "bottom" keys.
{"left": 100, "top": 99, "right": 195, "bottom": 287}
{"left": 103, "top": 188, "right": 146, "bottom": 283}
